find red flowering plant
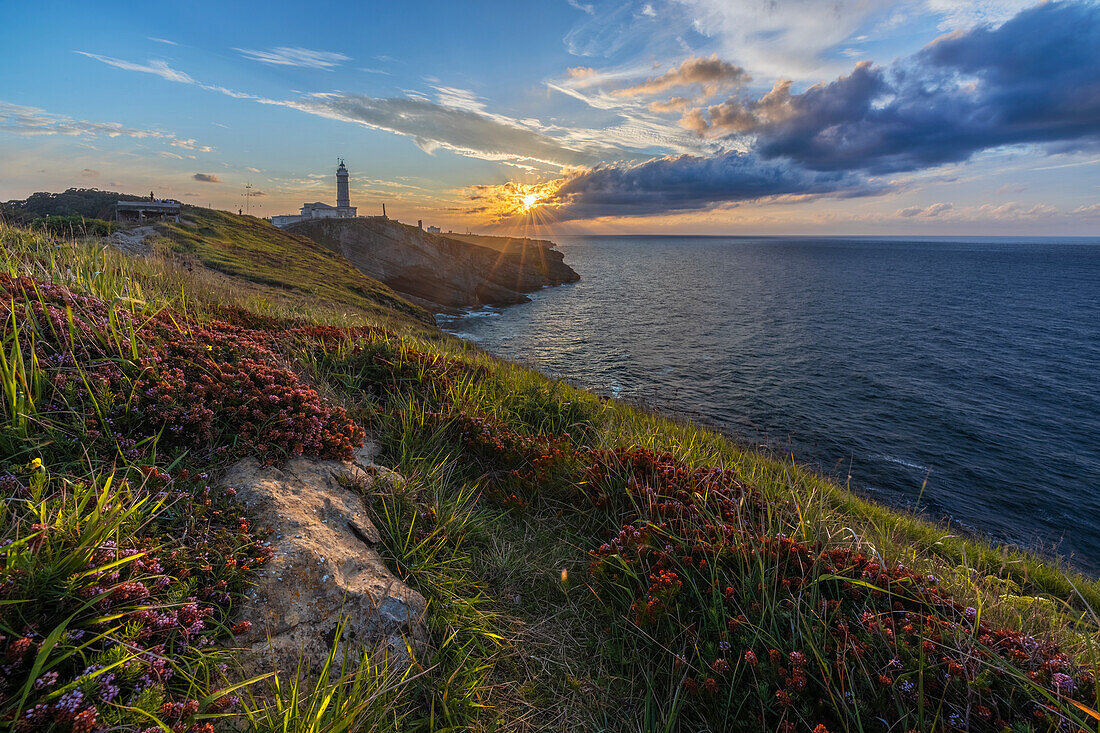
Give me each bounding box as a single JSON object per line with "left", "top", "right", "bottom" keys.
{"left": 442, "top": 409, "right": 580, "bottom": 502}
{"left": 583, "top": 448, "right": 1100, "bottom": 732}
{"left": 0, "top": 273, "right": 364, "bottom": 465}
{"left": 0, "top": 273, "right": 364, "bottom": 730}
{"left": 0, "top": 468, "right": 268, "bottom": 731}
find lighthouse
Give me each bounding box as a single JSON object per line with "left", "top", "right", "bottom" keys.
{"left": 267, "top": 159, "right": 358, "bottom": 227}
{"left": 336, "top": 159, "right": 351, "bottom": 211}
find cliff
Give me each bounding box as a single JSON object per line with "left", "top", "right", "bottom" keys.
{"left": 290, "top": 217, "right": 579, "bottom": 311}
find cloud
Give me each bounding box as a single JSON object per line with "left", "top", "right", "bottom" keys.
{"left": 611, "top": 54, "right": 748, "bottom": 98}
{"left": 74, "top": 50, "right": 652, "bottom": 166}
{"left": 147, "top": 37, "right": 177, "bottom": 45}
{"left": 684, "top": 2, "right": 1100, "bottom": 174}
{"left": 925, "top": 0, "right": 1035, "bottom": 29}
{"left": 192, "top": 173, "right": 221, "bottom": 183}
{"left": 81, "top": 168, "right": 99, "bottom": 178}
{"left": 898, "top": 200, "right": 1058, "bottom": 221}
{"left": 970, "top": 201, "right": 1058, "bottom": 220}
{"left": 546, "top": 151, "right": 887, "bottom": 219}
{"left": 76, "top": 51, "right": 256, "bottom": 101}
{"left": 567, "top": 0, "right": 595, "bottom": 14}
{"left": 171, "top": 138, "right": 213, "bottom": 152}
{"left": 898, "top": 202, "right": 953, "bottom": 217}
{"left": 0, "top": 101, "right": 212, "bottom": 152}
{"left": 649, "top": 96, "right": 692, "bottom": 113}
{"left": 273, "top": 94, "right": 613, "bottom": 167}
{"left": 663, "top": 0, "right": 897, "bottom": 79}
{"left": 75, "top": 52, "right": 195, "bottom": 83}
{"left": 235, "top": 46, "right": 351, "bottom": 70}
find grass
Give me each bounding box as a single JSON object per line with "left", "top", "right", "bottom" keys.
{"left": 3, "top": 218, "right": 1100, "bottom": 732}
{"left": 152, "top": 206, "right": 432, "bottom": 325}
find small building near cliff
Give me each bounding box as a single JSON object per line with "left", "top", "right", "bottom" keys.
{"left": 116, "top": 195, "right": 180, "bottom": 223}
{"left": 270, "top": 160, "right": 358, "bottom": 228}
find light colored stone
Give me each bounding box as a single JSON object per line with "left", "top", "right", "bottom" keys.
{"left": 106, "top": 225, "right": 156, "bottom": 256}
{"left": 224, "top": 451, "right": 426, "bottom": 678}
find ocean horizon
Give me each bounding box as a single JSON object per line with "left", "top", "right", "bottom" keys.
{"left": 441, "top": 234, "right": 1100, "bottom": 570}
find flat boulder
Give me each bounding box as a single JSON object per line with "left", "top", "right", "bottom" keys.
{"left": 224, "top": 449, "right": 426, "bottom": 678}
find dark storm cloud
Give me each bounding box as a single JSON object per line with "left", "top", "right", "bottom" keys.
{"left": 551, "top": 151, "right": 886, "bottom": 219}
{"left": 692, "top": 1, "right": 1100, "bottom": 174}
{"left": 560, "top": 1, "right": 1100, "bottom": 218}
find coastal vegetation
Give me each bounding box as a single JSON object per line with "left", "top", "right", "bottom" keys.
{"left": 2, "top": 215, "right": 1100, "bottom": 732}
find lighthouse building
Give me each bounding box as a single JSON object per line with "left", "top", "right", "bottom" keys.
{"left": 270, "top": 160, "right": 358, "bottom": 228}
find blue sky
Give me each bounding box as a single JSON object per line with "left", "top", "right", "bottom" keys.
{"left": 2, "top": 0, "right": 1098, "bottom": 235}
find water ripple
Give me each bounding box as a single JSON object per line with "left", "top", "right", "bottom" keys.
{"left": 443, "top": 236, "right": 1100, "bottom": 572}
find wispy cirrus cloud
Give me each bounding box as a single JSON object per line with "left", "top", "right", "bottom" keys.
{"left": 73, "top": 50, "right": 646, "bottom": 167}
{"left": 75, "top": 51, "right": 257, "bottom": 101}
{"left": 75, "top": 52, "right": 195, "bottom": 83}
{"left": 234, "top": 46, "right": 351, "bottom": 70}
{"left": 566, "top": 0, "right": 595, "bottom": 15}
{"left": 272, "top": 94, "right": 605, "bottom": 167}
{"left": 0, "top": 101, "right": 213, "bottom": 153}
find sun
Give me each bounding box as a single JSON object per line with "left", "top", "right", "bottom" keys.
{"left": 467, "top": 178, "right": 566, "bottom": 224}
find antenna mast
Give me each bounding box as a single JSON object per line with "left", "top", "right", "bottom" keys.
{"left": 242, "top": 182, "right": 255, "bottom": 215}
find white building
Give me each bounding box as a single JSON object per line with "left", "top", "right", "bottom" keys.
{"left": 270, "top": 160, "right": 358, "bottom": 228}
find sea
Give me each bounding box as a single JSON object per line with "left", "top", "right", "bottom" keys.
{"left": 437, "top": 236, "right": 1100, "bottom": 572}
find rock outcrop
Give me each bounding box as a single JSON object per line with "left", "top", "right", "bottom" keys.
{"left": 224, "top": 447, "right": 426, "bottom": 678}
{"left": 290, "top": 217, "right": 580, "bottom": 311}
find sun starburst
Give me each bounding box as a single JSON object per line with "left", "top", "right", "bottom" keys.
{"left": 467, "top": 179, "right": 567, "bottom": 224}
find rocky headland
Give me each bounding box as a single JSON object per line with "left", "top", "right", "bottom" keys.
{"left": 290, "top": 217, "right": 579, "bottom": 312}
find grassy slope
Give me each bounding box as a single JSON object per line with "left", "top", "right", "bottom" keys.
{"left": 3, "top": 221, "right": 1100, "bottom": 732}
{"left": 153, "top": 206, "right": 432, "bottom": 326}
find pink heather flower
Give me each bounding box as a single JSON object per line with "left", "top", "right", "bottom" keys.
{"left": 33, "top": 671, "right": 59, "bottom": 689}
{"left": 22, "top": 704, "right": 50, "bottom": 725}
{"left": 1052, "top": 672, "right": 1075, "bottom": 691}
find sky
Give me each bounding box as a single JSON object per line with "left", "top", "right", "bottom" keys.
{"left": 1, "top": 0, "right": 1099, "bottom": 236}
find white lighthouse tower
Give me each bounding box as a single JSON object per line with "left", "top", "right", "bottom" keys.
{"left": 336, "top": 159, "right": 352, "bottom": 213}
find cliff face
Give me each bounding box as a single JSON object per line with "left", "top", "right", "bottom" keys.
{"left": 290, "top": 218, "right": 579, "bottom": 311}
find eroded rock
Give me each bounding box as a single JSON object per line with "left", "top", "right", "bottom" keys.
{"left": 224, "top": 449, "right": 426, "bottom": 678}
